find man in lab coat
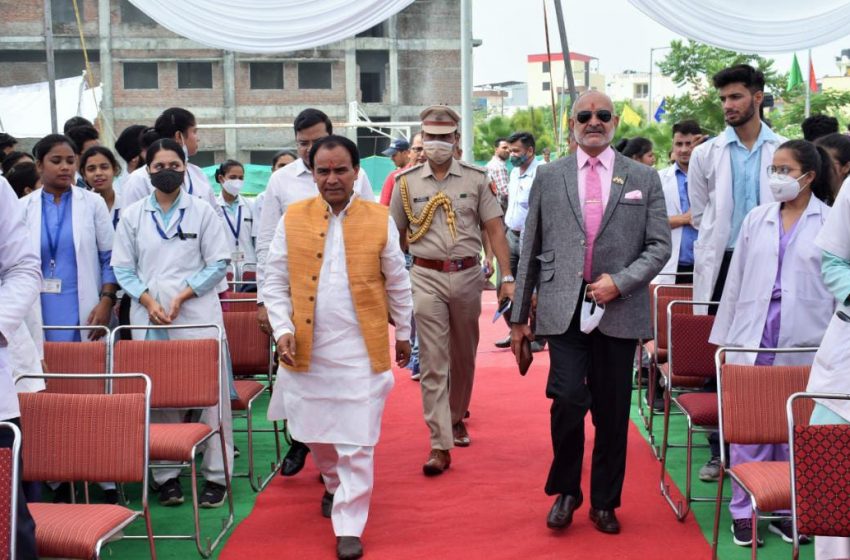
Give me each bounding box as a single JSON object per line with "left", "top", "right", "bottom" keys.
{"left": 687, "top": 64, "right": 785, "bottom": 482}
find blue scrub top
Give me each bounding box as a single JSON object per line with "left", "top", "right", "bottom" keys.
{"left": 40, "top": 190, "right": 80, "bottom": 342}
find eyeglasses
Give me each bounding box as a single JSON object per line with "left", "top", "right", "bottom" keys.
{"left": 767, "top": 165, "right": 801, "bottom": 175}
{"left": 411, "top": 147, "right": 424, "bottom": 152}
{"left": 575, "top": 110, "right": 613, "bottom": 124}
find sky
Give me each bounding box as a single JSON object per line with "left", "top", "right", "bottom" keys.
{"left": 472, "top": 0, "right": 850, "bottom": 87}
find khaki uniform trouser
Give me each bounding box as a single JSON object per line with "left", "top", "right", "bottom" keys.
{"left": 411, "top": 264, "right": 482, "bottom": 450}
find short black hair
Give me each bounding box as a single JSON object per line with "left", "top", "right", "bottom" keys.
{"left": 66, "top": 125, "right": 100, "bottom": 154}
{"left": 154, "top": 107, "right": 196, "bottom": 139}
{"left": 6, "top": 162, "right": 39, "bottom": 198}
{"left": 63, "top": 116, "right": 93, "bottom": 135}
{"left": 114, "top": 124, "right": 147, "bottom": 163}
{"left": 622, "top": 137, "right": 653, "bottom": 160}
{"left": 1, "top": 151, "right": 33, "bottom": 176}
{"left": 507, "top": 131, "right": 536, "bottom": 151}
{"left": 0, "top": 133, "right": 17, "bottom": 150}
{"left": 33, "top": 134, "right": 77, "bottom": 162}
{"left": 272, "top": 149, "right": 298, "bottom": 167}
{"left": 672, "top": 120, "right": 703, "bottom": 137}
{"left": 146, "top": 138, "right": 186, "bottom": 165}
{"left": 712, "top": 64, "right": 765, "bottom": 93}
{"left": 801, "top": 115, "right": 839, "bottom": 142}
{"left": 816, "top": 132, "right": 850, "bottom": 167}
{"left": 493, "top": 137, "right": 508, "bottom": 147}
{"left": 80, "top": 146, "right": 120, "bottom": 175}
{"left": 308, "top": 135, "right": 359, "bottom": 169}
{"left": 215, "top": 159, "right": 244, "bottom": 183}
{"left": 294, "top": 108, "right": 333, "bottom": 135}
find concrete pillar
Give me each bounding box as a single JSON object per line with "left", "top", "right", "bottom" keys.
{"left": 344, "top": 39, "right": 358, "bottom": 141}
{"left": 97, "top": 0, "right": 114, "bottom": 145}
{"left": 222, "top": 51, "right": 237, "bottom": 159}
{"left": 388, "top": 15, "right": 399, "bottom": 124}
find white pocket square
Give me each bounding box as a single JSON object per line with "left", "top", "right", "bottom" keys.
{"left": 624, "top": 190, "right": 643, "bottom": 200}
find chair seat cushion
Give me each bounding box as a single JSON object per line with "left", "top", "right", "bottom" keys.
{"left": 30, "top": 503, "right": 136, "bottom": 559}
{"left": 674, "top": 393, "right": 718, "bottom": 426}
{"left": 729, "top": 461, "right": 791, "bottom": 513}
{"left": 231, "top": 380, "right": 265, "bottom": 411}
{"left": 660, "top": 363, "right": 706, "bottom": 388}
{"left": 150, "top": 423, "right": 213, "bottom": 461}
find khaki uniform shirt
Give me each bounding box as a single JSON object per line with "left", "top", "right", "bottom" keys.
{"left": 389, "top": 159, "right": 503, "bottom": 260}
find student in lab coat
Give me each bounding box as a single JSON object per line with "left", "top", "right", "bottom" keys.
{"left": 111, "top": 138, "right": 234, "bottom": 509}
{"left": 805, "top": 150, "right": 850, "bottom": 560}
{"left": 215, "top": 159, "right": 256, "bottom": 270}
{"left": 689, "top": 65, "right": 787, "bottom": 306}
{"left": 20, "top": 134, "right": 118, "bottom": 343}
{"left": 81, "top": 146, "right": 123, "bottom": 229}
{"left": 120, "top": 108, "right": 220, "bottom": 215}
{"left": 709, "top": 139, "right": 835, "bottom": 548}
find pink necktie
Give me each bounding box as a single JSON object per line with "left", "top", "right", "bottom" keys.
{"left": 583, "top": 157, "right": 603, "bottom": 282}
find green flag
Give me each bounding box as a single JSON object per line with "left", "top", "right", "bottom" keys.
{"left": 788, "top": 54, "right": 803, "bottom": 91}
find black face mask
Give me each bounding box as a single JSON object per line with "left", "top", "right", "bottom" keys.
{"left": 150, "top": 169, "right": 184, "bottom": 194}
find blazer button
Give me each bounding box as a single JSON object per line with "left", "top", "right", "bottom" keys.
{"left": 320, "top": 232, "right": 325, "bottom": 237}
{"left": 309, "top": 296, "right": 315, "bottom": 301}
{"left": 306, "top": 318, "right": 312, "bottom": 324}
{"left": 317, "top": 252, "right": 323, "bottom": 258}
{"left": 312, "top": 275, "right": 317, "bottom": 281}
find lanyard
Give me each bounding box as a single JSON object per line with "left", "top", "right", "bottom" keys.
{"left": 42, "top": 196, "right": 70, "bottom": 276}
{"left": 186, "top": 169, "right": 194, "bottom": 195}
{"left": 112, "top": 208, "right": 120, "bottom": 229}
{"left": 223, "top": 203, "right": 242, "bottom": 246}
{"left": 151, "top": 208, "right": 187, "bottom": 240}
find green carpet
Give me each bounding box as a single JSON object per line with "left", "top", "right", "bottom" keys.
{"left": 92, "top": 392, "right": 286, "bottom": 559}
{"left": 631, "top": 390, "right": 814, "bottom": 560}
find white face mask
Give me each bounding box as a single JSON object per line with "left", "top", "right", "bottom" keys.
{"left": 222, "top": 179, "right": 244, "bottom": 196}
{"left": 580, "top": 286, "right": 605, "bottom": 334}
{"left": 768, "top": 172, "right": 808, "bottom": 202}
{"left": 423, "top": 140, "right": 455, "bottom": 165}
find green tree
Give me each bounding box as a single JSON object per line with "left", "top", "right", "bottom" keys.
{"left": 473, "top": 106, "right": 559, "bottom": 161}
{"left": 772, "top": 89, "right": 850, "bottom": 139}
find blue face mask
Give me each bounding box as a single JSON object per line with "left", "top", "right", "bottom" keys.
{"left": 510, "top": 153, "right": 528, "bottom": 167}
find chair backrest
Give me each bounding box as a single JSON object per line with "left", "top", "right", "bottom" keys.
{"left": 223, "top": 311, "right": 271, "bottom": 377}
{"left": 0, "top": 423, "right": 20, "bottom": 560}
{"left": 43, "top": 341, "right": 107, "bottom": 394}
{"left": 112, "top": 338, "right": 220, "bottom": 409}
{"left": 720, "top": 363, "right": 813, "bottom": 445}
{"left": 654, "top": 290, "right": 693, "bottom": 350}
{"left": 668, "top": 306, "right": 716, "bottom": 379}
{"left": 788, "top": 392, "right": 850, "bottom": 539}
{"left": 220, "top": 292, "right": 258, "bottom": 312}
{"left": 18, "top": 388, "right": 147, "bottom": 483}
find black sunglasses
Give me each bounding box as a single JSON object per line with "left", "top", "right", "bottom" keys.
{"left": 575, "top": 110, "right": 613, "bottom": 124}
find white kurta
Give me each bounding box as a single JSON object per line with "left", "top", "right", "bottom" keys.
{"left": 263, "top": 198, "right": 412, "bottom": 447}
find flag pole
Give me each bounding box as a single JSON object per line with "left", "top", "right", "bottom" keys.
{"left": 805, "top": 49, "right": 812, "bottom": 118}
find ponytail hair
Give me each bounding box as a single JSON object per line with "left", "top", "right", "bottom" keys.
{"left": 215, "top": 159, "right": 244, "bottom": 183}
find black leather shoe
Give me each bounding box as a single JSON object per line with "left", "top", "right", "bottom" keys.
{"left": 589, "top": 508, "right": 621, "bottom": 534}
{"left": 546, "top": 492, "right": 583, "bottom": 529}
{"left": 336, "top": 536, "right": 363, "bottom": 559}
{"left": 280, "top": 440, "right": 310, "bottom": 477}
{"left": 494, "top": 334, "right": 511, "bottom": 349}
{"left": 321, "top": 490, "right": 334, "bottom": 518}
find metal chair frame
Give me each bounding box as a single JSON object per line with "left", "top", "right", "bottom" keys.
{"left": 0, "top": 422, "right": 20, "bottom": 560}
{"left": 110, "top": 324, "right": 233, "bottom": 558}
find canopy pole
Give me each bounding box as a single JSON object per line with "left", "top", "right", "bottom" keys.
{"left": 552, "top": 0, "right": 577, "bottom": 106}
{"left": 805, "top": 49, "right": 812, "bottom": 119}
{"left": 44, "top": 0, "right": 58, "bottom": 134}
{"left": 460, "top": 0, "right": 473, "bottom": 162}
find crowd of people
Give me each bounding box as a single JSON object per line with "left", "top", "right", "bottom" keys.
{"left": 0, "top": 61, "right": 849, "bottom": 560}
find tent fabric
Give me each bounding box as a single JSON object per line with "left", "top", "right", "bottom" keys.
{"left": 0, "top": 75, "right": 101, "bottom": 138}
{"left": 128, "top": 0, "right": 415, "bottom": 54}
{"left": 628, "top": 0, "right": 850, "bottom": 54}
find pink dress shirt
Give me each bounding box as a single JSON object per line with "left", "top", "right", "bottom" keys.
{"left": 577, "top": 146, "right": 615, "bottom": 212}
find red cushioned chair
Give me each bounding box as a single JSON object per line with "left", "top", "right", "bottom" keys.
{"left": 42, "top": 325, "right": 110, "bottom": 395}
{"left": 711, "top": 349, "right": 816, "bottom": 560}
{"left": 0, "top": 422, "right": 21, "bottom": 560}
{"left": 221, "top": 299, "right": 282, "bottom": 492}
{"left": 658, "top": 300, "right": 718, "bottom": 520}
{"left": 16, "top": 373, "right": 155, "bottom": 560}
{"left": 787, "top": 392, "right": 850, "bottom": 560}
{"left": 640, "top": 284, "right": 693, "bottom": 457}
{"left": 110, "top": 325, "right": 233, "bottom": 558}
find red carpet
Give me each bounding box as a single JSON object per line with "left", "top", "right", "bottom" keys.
{"left": 220, "top": 292, "right": 709, "bottom": 559}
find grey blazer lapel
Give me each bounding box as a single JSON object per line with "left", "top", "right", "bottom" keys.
{"left": 561, "top": 156, "right": 583, "bottom": 229}
{"left": 597, "top": 154, "right": 628, "bottom": 236}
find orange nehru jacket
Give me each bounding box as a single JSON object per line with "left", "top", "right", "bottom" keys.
{"left": 284, "top": 196, "right": 391, "bottom": 373}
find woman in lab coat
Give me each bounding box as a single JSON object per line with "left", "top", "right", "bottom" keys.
{"left": 214, "top": 160, "right": 256, "bottom": 270}
{"left": 20, "top": 134, "right": 118, "bottom": 342}
{"left": 111, "top": 138, "right": 233, "bottom": 508}
{"left": 804, "top": 145, "right": 850, "bottom": 560}
{"left": 709, "top": 139, "right": 835, "bottom": 547}
{"left": 81, "top": 146, "right": 123, "bottom": 229}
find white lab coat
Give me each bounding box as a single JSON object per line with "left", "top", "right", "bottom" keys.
{"left": 215, "top": 194, "right": 257, "bottom": 265}
{"left": 654, "top": 165, "right": 684, "bottom": 284}
{"left": 807, "top": 181, "right": 850, "bottom": 421}
{"left": 688, "top": 127, "right": 786, "bottom": 303}
{"left": 709, "top": 196, "right": 833, "bottom": 365}
{"left": 251, "top": 191, "right": 266, "bottom": 238}
{"left": 20, "top": 187, "right": 115, "bottom": 339}
{"left": 111, "top": 192, "right": 231, "bottom": 341}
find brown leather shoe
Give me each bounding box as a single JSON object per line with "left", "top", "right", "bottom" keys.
{"left": 422, "top": 449, "right": 451, "bottom": 476}
{"left": 546, "top": 492, "right": 583, "bottom": 529}
{"left": 453, "top": 421, "right": 471, "bottom": 447}
{"left": 321, "top": 491, "right": 333, "bottom": 518}
{"left": 589, "top": 508, "right": 621, "bottom": 534}
{"left": 336, "top": 536, "right": 363, "bottom": 559}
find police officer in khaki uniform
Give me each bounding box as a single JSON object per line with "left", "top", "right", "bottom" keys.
{"left": 390, "top": 105, "right": 514, "bottom": 475}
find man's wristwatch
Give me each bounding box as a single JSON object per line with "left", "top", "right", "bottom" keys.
{"left": 501, "top": 274, "right": 515, "bottom": 284}
{"left": 99, "top": 291, "right": 117, "bottom": 303}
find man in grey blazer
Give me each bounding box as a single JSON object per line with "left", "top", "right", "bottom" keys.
{"left": 510, "top": 91, "right": 671, "bottom": 535}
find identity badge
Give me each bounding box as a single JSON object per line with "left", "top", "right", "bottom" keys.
{"left": 43, "top": 278, "right": 62, "bottom": 294}
{"left": 231, "top": 250, "right": 245, "bottom": 263}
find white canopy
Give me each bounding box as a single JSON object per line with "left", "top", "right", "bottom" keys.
{"left": 128, "top": 0, "right": 416, "bottom": 54}
{"left": 629, "top": 0, "right": 850, "bottom": 53}
{"left": 0, "top": 75, "right": 101, "bottom": 138}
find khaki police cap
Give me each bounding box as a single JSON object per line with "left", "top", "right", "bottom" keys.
{"left": 420, "top": 105, "right": 460, "bottom": 134}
